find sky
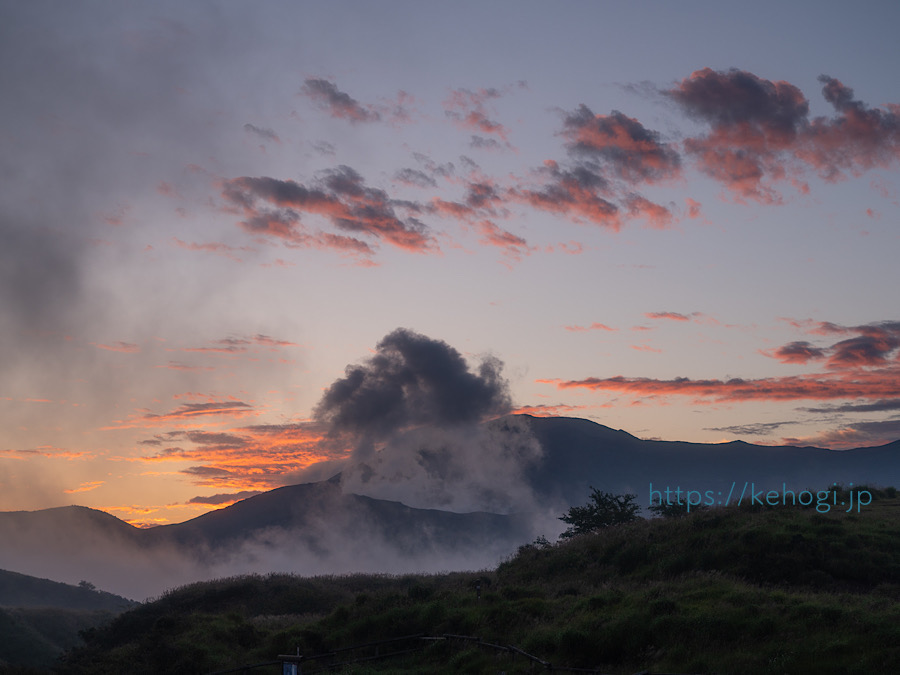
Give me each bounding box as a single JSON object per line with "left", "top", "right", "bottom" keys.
{"left": 2, "top": 0, "right": 900, "bottom": 527}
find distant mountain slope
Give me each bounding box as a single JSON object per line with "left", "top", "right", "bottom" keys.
{"left": 520, "top": 414, "right": 900, "bottom": 507}
{"left": 147, "top": 475, "right": 532, "bottom": 557}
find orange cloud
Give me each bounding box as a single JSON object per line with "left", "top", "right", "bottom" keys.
{"left": 564, "top": 322, "right": 616, "bottom": 332}
{"left": 136, "top": 423, "right": 334, "bottom": 491}
{"left": 511, "top": 404, "right": 590, "bottom": 417}
{"left": 645, "top": 312, "right": 691, "bottom": 321}
{"left": 630, "top": 344, "right": 663, "bottom": 353}
{"left": 0, "top": 446, "right": 93, "bottom": 460}
{"left": 625, "top": 195, "right": 674, "bottom": 229}
{"left": 64, "top": 481, "right": 105, "bottom": 494}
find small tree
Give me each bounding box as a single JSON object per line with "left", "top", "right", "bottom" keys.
{"left": 559, "top": 488, "right": 640, "bottom": 539}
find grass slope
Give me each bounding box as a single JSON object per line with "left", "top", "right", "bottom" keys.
{"left": 0, "top": 569, "right": 136, "bottom": 611}
{"left": 60, "top": 487, "right": 900, "bottom": 674}
{"left": 0, "top": 571, "right": 136, "bottom": 673}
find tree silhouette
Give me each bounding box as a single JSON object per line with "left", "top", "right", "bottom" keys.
{"left": 559, "top": 488, "right": 640, "bottom": 539}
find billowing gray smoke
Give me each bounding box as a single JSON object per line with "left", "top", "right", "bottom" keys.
{"left": 314, "top": 328, "right": 547, "bottom": 515}
{"left": 315, "top": 328, "right": 512, "bottom": 446}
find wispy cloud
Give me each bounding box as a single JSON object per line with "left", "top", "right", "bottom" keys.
{"left": 64, "top": 480, "right": 105, "bottom": 494}
{"left": 564, "top": 322, "right": 617, "bottom": 332}
{"left": 103, "top": 401, "right": 257, "bottom": 430}
{"left": 443, "top": 87, "right": 512, "bottom": 145}
{"left": 184, "top": 334, "right": 298, "bottom": 355}
{"left": 243, "top": 123, "right": 280, "bottom": 143}
{"left": 92, "top": 341, "right": 141, "bottom": 353}
{"left": 511, "top": 403, "right": 590, "bottom": 417}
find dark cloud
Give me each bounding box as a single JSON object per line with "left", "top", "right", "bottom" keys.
{"left": 706, "top": 421, "right": 797, "bottom": 436}
{"left": 222, "top": 167, "right": 434, "bottom": 254}
{"left": 667, "top": 68, "right": 900, "bottom": 201}
{"left": 562, "top": 106, "right": 681, "bottom": 184}
{"left": 469, "top": 135, "right": 503, "bottom": 150}
{"left": 394, "top": 168, "right": 437, "bottom": 188}
{"left": 770, "top": 341, "right": 828, "bottom": 364}
{"left": 667, "top": 68, "right": 809, "bottom": 203}
{"left": 768, "top": 321, "right": 900, "bottom": 369}
{"left": 143, "top": 401, "right": 253, "bottom": 421}
{"left": 827, "top": 326, "right": 900, "bottom": 368}
{"left": 301, "top": 78, "right": 380, "bottom": 123}
{"left": 516, "top": 161, "right": 620, "bottom": 229}
{"left": 783, "top": 419, "right": 900, "bottom": 449}
{"left": 413, "top": 153, "right": 455, "bottom": 178}
{"left": 513, "top": 106, "right": 678, "bottom": 230}
{"left": 669, "top": 68, "right": 809, "bottom": 134}
{"left": 799, "top": 76, "right": 900, "bottom": 181}
{"left": 314, "top": 328, "right": 512, "bottom": 446}
{"left": 646, "top": 312, "right": 691, "bottom": 321}
{"left": 464, "top": 181, "right": 503, "bottom": 211}
{"left": 802, "top": 399, "right": 900, "bottom": 414}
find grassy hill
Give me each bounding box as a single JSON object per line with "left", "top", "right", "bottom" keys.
{"left": 0, "top": 569, "right": 136, "bottom": 612}
{"left": 0, "top": 570, "right": 136, "bottom": 673}
{"left": 56, "top": 486, "right": 900, "bottom": 674}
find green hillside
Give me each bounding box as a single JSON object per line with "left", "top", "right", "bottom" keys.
{"left": 0, "top": 571, "right": 136, "bottom": 673}
{"left": 58, "top": 487, "right": 900, "bottom": 674}
{"left": 0, "top": 569, "right": 136, "bottom": 612}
